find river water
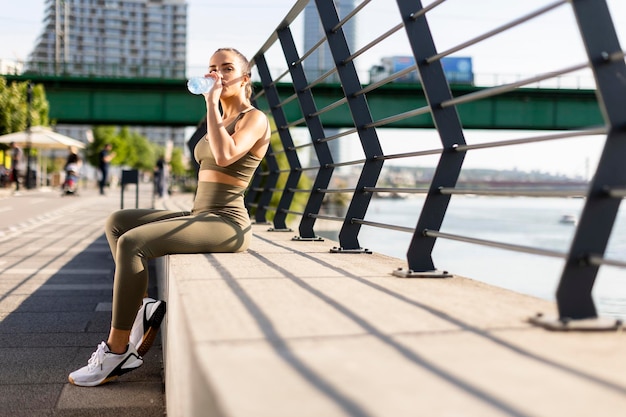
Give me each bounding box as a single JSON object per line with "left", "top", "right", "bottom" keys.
{"left": 320, "top": 196, "right": 626, "bottom": 319}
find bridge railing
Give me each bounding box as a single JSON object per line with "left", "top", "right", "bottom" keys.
{"left": 17, "top": 59, "right": 186, "bottom": 79}
{"left": 199, "top": 0, "right": 626, "bottom": 329}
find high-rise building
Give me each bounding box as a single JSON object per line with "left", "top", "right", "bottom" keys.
{"left": 27, "top": 0, "right": 188, "bottom": 148}
{"left": 29, "top": 0, "right": 186, "bottom": 78}
{"left": 303, "top": 0, "right": 356, "bottom": 169}
{"left": 303, "top": 0, "right": 356, "bottom": 83}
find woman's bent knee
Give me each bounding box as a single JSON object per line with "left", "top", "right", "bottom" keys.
{"left": 106, "top": 209, "right": 123, "bottom": 229}
{"left": 106, "top": 209, "right": 149, "bottom": 237}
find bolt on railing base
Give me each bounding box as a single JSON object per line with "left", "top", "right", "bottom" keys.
{"left": 267, "top": 227, "right": 293, "bottom": 232}
{"left": 330, "top": 246, "right": 372, "bottom": 254}
{"left": 392, "top": 268, "right": 452, "bottom": 278}
{"left": 528, "top": 313, "right": 623, "bottom": 331}
{"left": 292, "top": 236, "right": 325, "bottom": 242}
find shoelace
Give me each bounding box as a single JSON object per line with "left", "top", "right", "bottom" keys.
{"left": 87, "top": 342, "right": 108, "bottom": 371}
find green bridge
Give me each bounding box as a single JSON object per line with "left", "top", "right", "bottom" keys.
{"left": 3, "top": 74, "right": 602, "bottom": 129}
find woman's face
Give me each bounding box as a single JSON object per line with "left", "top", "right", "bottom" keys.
{"left": 208, "top": 50, "right": 247, "bottom": 96}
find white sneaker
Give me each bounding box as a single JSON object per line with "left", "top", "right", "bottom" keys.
{"left": 68, "top": 342, "right": 143, "bottom": 387}
{"left": 130, "top": 298, "right": 166, "bottom": 356}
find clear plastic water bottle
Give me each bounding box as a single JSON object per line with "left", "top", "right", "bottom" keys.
{"left": 187, "top": 77, "right": 215, "bottom": 94}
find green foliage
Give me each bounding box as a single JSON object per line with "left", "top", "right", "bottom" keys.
{"left": 251, "top": 117, "right": 312, "bottom": 226}
{"left": 86, "top": 125, "right": 159, "bottom": 172}
{"left": 169, "top": 147, "right": 186, "bottom": 176}
{"left": 274, "top": 167, "right": 312, "bottom": 226}
{"left": 119, "top": 127, "right": 157, "bottom": 171}
{"left": 0, "top": 77, "right": 49, "bottom": 135}
{"left": 85, "top": 126, "right": 117, "bottom": 167}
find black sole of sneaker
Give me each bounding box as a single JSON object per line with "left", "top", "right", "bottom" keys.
{"left": 137, "top": 301, "right": 166, "bottom": 357}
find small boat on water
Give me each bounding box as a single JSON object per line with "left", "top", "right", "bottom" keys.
{"left": 559, "top": 214, "right": 578, "bottom": 225}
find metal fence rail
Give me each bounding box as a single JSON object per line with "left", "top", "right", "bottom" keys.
{"left": 206, "top": 0, "right": 626, "bottom": 329}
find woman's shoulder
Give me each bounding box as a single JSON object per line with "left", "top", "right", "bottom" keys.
{"left": 241, "top": 108, "right": 271, "bottom": 145}
{"left": 241, "top": 108, "right": 269, "bottom": 127}
{"left": 245, "top": 107, "right": 266, "bottom": 119}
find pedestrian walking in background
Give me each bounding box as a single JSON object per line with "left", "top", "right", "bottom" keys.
{"left": 154, "top": 155, "right": 168, "bottom": 199}
{"left": 98, "top": 143, "right": 115, "bottom": 195}
{"left": 9, "top": 141, "right": 23, "bottom": 195}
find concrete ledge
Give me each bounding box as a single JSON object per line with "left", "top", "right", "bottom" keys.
{"left": 155, "top": 223, "right": 626, "bottom": 417}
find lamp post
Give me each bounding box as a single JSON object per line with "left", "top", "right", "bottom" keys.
{"left": 25, "top": 81, "right": 33, "bottom": 189}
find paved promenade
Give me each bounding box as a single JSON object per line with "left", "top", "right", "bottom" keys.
{"left": 161, "top": 225, "right": 626, "bottom": 417}
{"left": 0, "top": 186, "right": 165, "bottom": 417}
{"left": 2, "top": 185, "right": 626, "bottom": 417}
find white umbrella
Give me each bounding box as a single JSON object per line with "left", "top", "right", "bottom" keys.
{"left": 0, "top": 126, "right": 86, "bottom": 150}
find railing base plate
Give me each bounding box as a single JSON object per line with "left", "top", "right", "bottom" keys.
{"left": 292, "top": 236, "right": 324, "bottom": 242}
{"left": 392, "top": 268, "right": 452, "bottom": 278}
{"left": 267, "top": 227, "right": 293, "bottom": 232}
{"left": 330, "top": 246, "right": 372, "bottom": 254}
{"left": 528, "top": 313, "right": 623, "bottom": 331}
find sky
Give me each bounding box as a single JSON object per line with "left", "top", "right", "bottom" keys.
{"left": 3, "top": 0, "right": 626, "bottom": 80}
{"left": 1, "top": 0, "right": 626, "bottom": 177}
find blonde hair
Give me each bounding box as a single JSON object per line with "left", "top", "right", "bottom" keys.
{"left": 215, "top": 47, "right": 253, "bottom": 100}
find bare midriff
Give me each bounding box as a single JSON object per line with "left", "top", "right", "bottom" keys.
{"left": 198, "top": 169, "right": 247, "bottom": 188}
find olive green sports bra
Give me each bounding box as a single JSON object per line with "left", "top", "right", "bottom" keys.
{"left": 194, "top": 108, "right": 263, "bottom": 183}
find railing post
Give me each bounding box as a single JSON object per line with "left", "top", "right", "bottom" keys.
{"left": 551, "top": 0, "right": 626, "bottom": 321}
{"left": 255, "top": 52, "right": 302, "bottom": 231}
{"left": 186, "top": 119, "right": 206, "bottom": 174}
{"left": 255, "top": 142, "right": 280, "bottom": 224}
{"left": 397, "top": 0, "right": 467, "bottom": 274}
{"left": 276, "top": 26, "right": 335, "bottom": 239}
{"left": 316, "top": 0, "right": 385, "bottom": 251}
{"left": 243, "top": 163, "right": 263, "bottom": 218}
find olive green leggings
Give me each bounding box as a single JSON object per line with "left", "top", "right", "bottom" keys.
{"left": 106, "top": 182, "right": 251, "bottom": 330}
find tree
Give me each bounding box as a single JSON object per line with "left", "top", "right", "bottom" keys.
{"left": 169, "top": 146, "right": 187, "bottom": 176}
{"left": 85, "top": 126, "right": 118, "bottom": 167}
{"left": 0, "top": 77, "right": 49, "bottom": 135}
{"left": 251, "top": 117, "right": 312, "bottom": 225}
{"left": 86, "top": 125, "right": 158, "bottom": 172}
{"left": 118, "top": 127, "right": 157, "bottom": 172}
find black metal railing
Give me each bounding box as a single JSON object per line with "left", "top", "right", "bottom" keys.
{"left": 204, "top": 0, "right": 626, "bottom": 328}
